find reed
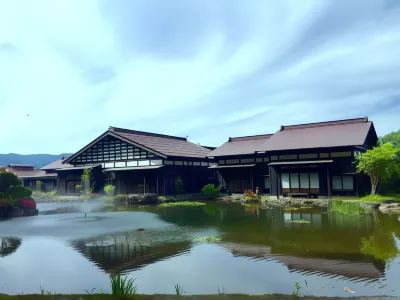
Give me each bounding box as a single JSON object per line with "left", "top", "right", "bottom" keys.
{"left": 109, "top": 273, "right": 138, "bottom": 296}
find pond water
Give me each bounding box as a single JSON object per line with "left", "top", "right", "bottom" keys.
{"left": 0, "top": 201, "right": 399, "bottom": 297}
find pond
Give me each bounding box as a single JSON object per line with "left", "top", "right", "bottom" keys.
{"left": 0, "top": 201, "right": 399, "bottom": 297}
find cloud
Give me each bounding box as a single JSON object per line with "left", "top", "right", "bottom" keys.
{"left": 0, "top": 0, "right": 399, "bottom": 154}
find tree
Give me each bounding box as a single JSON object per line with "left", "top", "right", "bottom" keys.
{"left": 380, "top": 129, "right": 400, "bottom": 148}
{"left": 0, "top": 172, "right": 22, "bottom": 198}
{"left": 355, "top": 142, "right": 400, "bottom": 195}
{"left": 104, "top": 184, "right": 115, "bottom": 197}
{"left": 81, "top": 168, "right": 94, "bottom": 196}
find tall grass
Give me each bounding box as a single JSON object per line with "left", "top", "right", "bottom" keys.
{"left": 359, "top": 194, "right": 400, "bottom": 202}
{"left": 110, "top": 273, "right": 138, "bottom": 296}
{"left": 174, "top": 284, "right": 184, "bottom": 295}
{"left": 329, "top": 200, "right": 366, "bottom": 216}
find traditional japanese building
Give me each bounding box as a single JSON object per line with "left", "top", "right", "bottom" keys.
{"left": 58, "top": 127, "right": 216, "bottom": 195}
{"left": 208, "top": 117, "right": 378, "bottom": 198}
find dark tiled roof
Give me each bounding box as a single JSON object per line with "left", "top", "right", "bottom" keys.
{"left": 18, "top": 170, "right": 57, "bottom": 179}
{"left": 8, "top": 164, "right": 35, "bottom": 169}
{"left": 110, "top": 127, "right": 211, "bottom": 158}
{"left": 208, "top": 134, "right": 273, "bottom": 157}
{"left": 258, "top": 117, "right": 373, "bottom": 152}
{"left": 41, "top": 157, "right": 72, "bottom": 170}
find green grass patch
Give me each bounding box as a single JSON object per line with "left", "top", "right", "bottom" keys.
{"left": 359, "top": 194, "right": 400, "bottom": 202}
{"left": 158, "top": 201, "right": 206, "bottom": 208}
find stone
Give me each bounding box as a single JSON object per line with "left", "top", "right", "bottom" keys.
{"left": 128, "top": 193, "right": 158, "bottom": 204}
{"left": 381, "top": 199, "right": 397, "bottom": 204}
{"left": 379, "top": 203, "right": 400, "bottom": 212}
{"left": 360, "top": 202, "right": 381, "bottom": 209}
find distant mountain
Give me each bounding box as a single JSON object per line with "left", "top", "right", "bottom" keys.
{"left": 0, "top": 153, "right": 73, "bottom": 168}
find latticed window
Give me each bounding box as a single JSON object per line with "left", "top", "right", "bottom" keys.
{"left": 71, "top": 136, "right": 159, "bottom": 164}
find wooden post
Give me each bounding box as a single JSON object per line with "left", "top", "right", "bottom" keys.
{"left": 164, "top": 176, "right": 166, "bottom": 196}
{"left": 268, "top": 165, "right": 272, "bottom": 195}
{"left": 251, "top": 171, "right": 254, "bottom": 191}
{"left": 144, "top": 175, "right": 146, "bottom": 194}
{"left": 327, "top": 167, "right": 331, "bottom": 199}
{"left": 156, "top": 175, "right": 159, "bottom": 196}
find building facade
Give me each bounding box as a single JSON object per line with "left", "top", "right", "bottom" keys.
{"left": 58, "top": 127, "right": 217, "bottom": 195}
{"left": 208, "top": 117, "right": 378, "bottom": 198}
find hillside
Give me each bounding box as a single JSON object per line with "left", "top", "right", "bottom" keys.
{"left": 0, "top": 153, "right": 72, "bottom": 168}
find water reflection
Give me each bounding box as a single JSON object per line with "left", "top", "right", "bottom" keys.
{"left": 0, "top": 202, "right": 399, "bottom": 296}
{"left": 0, "top": 237, "right": 22, "bottom": 258}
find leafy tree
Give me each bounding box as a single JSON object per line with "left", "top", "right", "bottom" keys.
{"left": 355, "top": 142, "right": 400, "bottom": 195}
{"left": 0, "top": 172, "right": 22, "bottom": 198}
{"left": 104, "top": 184, "right": 116, "bottom": 197}
{"left": 380, "top": 129, "right": 400, "bottom": 148}
{"left": 174, "top": 178, "right": 184, "bottom": 195}
{"left": 81, "top": 168, "right": 94, "bottom": 196}
{"left": 201, "top": 184, "right": 222, "bottom": 199}
{"left": 35, "top": 180, "right": 43, "bottom": 191}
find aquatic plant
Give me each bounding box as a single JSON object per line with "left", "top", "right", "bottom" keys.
{"left": 174, "top": 284, "right": 184, "bottom": 295}
{"left": 360, "top": 194, "right": 400, "bottom": 203}
{"left": 329, "top": 200, "right": 367, "bottom": 216}
{"left": 109, "top": 273, "right": 138, "bottom": 296}
{"left": 218, "top": 287, "right": 226, "bottom": 295}
{"left": 195, "top": 235, "right": 221, "bottom": 243}
{"left": 115, "top": 194, "right": 128, "bottom": 202}
{"left": 201, "top": 184, "right": 222, "bottom": 199}
{"left": 261, "top": 195, "right": 270, "bottom": 202}
{"left": 159, "top": 201, "right": 206, "bottom": 207}
{"left": 293, "top": 282, "right": 301, "bottom": 297}
{"left": 289, "top": 219, "right": 311, "bottom": 224}
{"left": 157, "top": 196, "right": 167, "bottom": 202}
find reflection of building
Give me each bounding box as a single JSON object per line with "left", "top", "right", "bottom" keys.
{"left": 70, "top": 231, "right": 192, "bottom": 273}
{"left": 221, "top": 242, "right": 385, "bottom": 279}
{"left": 208, "top": 117, "right": 378, "bottom": 197}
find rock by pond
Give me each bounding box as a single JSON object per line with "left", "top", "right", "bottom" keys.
{"left": 379, "top": 202, "right": 400, "bottom": 213}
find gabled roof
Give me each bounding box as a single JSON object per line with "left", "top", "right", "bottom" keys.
{"left": 208, "top": 134, "right": 273, "bottom": 157}
{"left": 258, "top": 117, "right": 375, "bottom": 152}
{"left": 7, "top": 164, "right": 35, "bottom": 169}
{"left": 64, "top": 127, "right": 212, "bottom": 164}
{"left": 41, "top": 157, "right": 72, "bottom": 170}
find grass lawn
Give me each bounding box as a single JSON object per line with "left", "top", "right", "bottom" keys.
{"left": 330, "top": 194, "right": 400, "bottom": 202}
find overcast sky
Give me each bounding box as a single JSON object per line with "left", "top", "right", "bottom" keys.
{"left": 1, "top": 0, "right": 400, "bottom": 154}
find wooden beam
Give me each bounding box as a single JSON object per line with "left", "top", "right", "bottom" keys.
{"left": 327, "top": 167, "right": 331, "bottom": 199}
{"left": 156, "top": 175, "right": 159, "bottom": 196}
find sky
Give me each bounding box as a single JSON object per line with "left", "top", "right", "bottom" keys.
{"left": 1, "top": 0, "right": 400, "bottom": 154}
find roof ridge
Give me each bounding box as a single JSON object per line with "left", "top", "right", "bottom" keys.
{"left": 280, "top": 117, "right": 369, "bottom": 131}
{"left": 109, "top": 126, "right": 187, "bottom": 141}
{"left": 229, "top": 134, "right": 273, "bottom": 142}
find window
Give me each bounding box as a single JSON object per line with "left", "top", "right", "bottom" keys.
{"left": 264, "top": 157, "right": 270, "bottom": 162}
{"left": 264, "top": 176, "right": 271, "bottom": 189}
{"left": 193, "top": 162, "right": 201, "bottom": 166}
{"left": 150, "top": 160, "right": 162, "bottom": 165}
{"left": 241, "top": 158, "right": 255, "bottom": 163}
{"left": 331, "top": 151, "right": 352, "bottom": 158}
{"left": 279, "top": 154, "right": 297, "bottom": 160}
{"left": 115, "top": 162, "right": 126, "bottom": 168}
{"left": 271, "top": 156, "right": 278, "bottom": 161}
{"left": 218, "top": 160, "right": 225, "bottom": 165}
{"left": 256, "top": 158, "right": 263, "bottom": 163}
{"left": 281, "top": 174, "right": 290, "bottom": 189}
{"left": 299, "top": 153, "right": 318, "bottom": 159}
{"left": 226, "top": 159, "right": 240, "bottom": 164}
{"left": 105, "top": 162, "right": 114, "bottom": 168}
{"left": 290, "top": 173, "right": 299, "bottom": 188}
{"left": 164, "top": 160, "right": 173, "bottom": 165}
{"left": 138, "top": 160, "right": 150, "bottom": 166}
{"left": 127, "top": 161, "right": 137, "bottom": 167}
{"left": 174, "top": 161, "right": 184, "bottom": 166}
{"left": 332, "top": 175, "right": 354, "bottom": 190}
{"left": 300, "top": 173, "right": 309, "bottom": 188}
{"left": 201, "top": 162, "right": 208, "bottom": 166}
{"left": 319, "top": 153, "right": 329, "bottom": 158}
{"left": 310, "top": 173, "right": 319, "bottom": 188}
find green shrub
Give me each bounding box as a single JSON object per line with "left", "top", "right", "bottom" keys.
{"left": 115, "top": 194, "right": 127, "bottom": 201}
{"left": 201, "top": 184, "right": 222, "bottom": 199}
{"left": 6, "top": 186, "right": 32, "bottom": 203}
{"left": 360, "top": 194, "right": 400, "bottom": 202}
{"left": 157, "top": 196, "right": 167, "bottom": 202}
{"left": 104, "top": 184, "right": 116, "bottom": 197}
{"left": 159, "top": 201, "right": 205, "bottom": 207}
{"left": 244, "top": 190, "right": 258, "bottom": 202}
{"left": 175, "top": 177, "right": 184, "bottom": 194}
{"left": 35, "top": 180, "right": 43, "bottom": 191}
{"left": 75, "top": 185, "right": 82, "bottom": 193}
{"left": 261, "top": 195, "right": 270, "bottom": 202}
{"left": 49, "top": 190, "right": 57, "bottom": 197}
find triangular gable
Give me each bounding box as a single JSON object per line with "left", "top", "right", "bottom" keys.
{"left": 67, "top": 134, "right": 163, "bottom": 165}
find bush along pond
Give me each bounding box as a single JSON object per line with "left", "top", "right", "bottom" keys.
{"left": 0, "top": 172, "right": 38, "bottom": 218}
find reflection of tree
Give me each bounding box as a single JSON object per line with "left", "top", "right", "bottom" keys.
{"left": 360, "top": 233, "right": 399, "bottom": 261}
{"left": 0, "top": 237, "right": 22, "bottom": 257}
